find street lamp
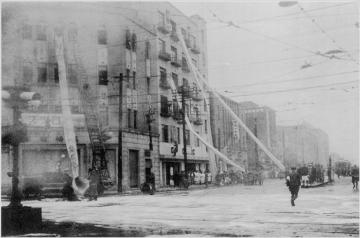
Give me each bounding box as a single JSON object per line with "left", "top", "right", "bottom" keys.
{"left": 1, "top": 86, "right": 42, "bottom": 235}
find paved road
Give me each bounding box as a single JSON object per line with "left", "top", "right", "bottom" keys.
{"left": 7, "top": 177, "right": 359, "bottom": 237}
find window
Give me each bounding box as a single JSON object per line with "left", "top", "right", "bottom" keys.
{"left": 131, "top": 33, "right": 137, "bottom": 51}
{"left": 23, "top": 63, "right": 33, "bottom": 83}
{"left": 98, "top": 65, "right": 107, "bottom": 85}
{"left": 126, "top": 69, "right": 130, "bottom": 84}
{"left": 190, "top": 34, "right": 195, "bottom": 47}
{"left": 125, "top": 29, "right": 131, "bottom": 49}
{"left": 205, "top": 120, "right": 208, "bottom": 134}
{"left": 162, "top": 124, "right": 169, "bottom": 142}
{"left": 37, "top": 63, "right": 47, "bottom": 83}
{"left": 177, "top": 127, "right": 181, "bottom": 144}
{"left": 172, "top": 73, "right": 178, "bottom": 88}
{"left": 36, "top": 25, "right": 46, "bottom": 41}
{"left": 160, "top": 67, "right": 167, "bottom": 84}
{"left": 133, "top": 110, "right": 137, "bottom": 129}
{"left": 146, "top": 77, "right": 150, "bottom": 94}
{"left": 181, "top": 28, "right": 186, "bottom": 38}
{"left": 218, "top": 128, "right": 221, "bottom": 148}
{"left": 54, "top": 64, "right": 59, "bottom": 83}
{"left": 132, "top": 72, "right": 136, "bottom": 90}
{"left": 22, "top": 24, "right": 32, "bottom": 39}
{"left": 204, "top": 99, "right": 207, "bottom": 112}
{"left": 183, "top": 78, "right": 188, "bottom": 87}
{"left": 185, "top": 130, "right": 190, "bottom": 145}
{"left": 128, "top": 109, "right": 132, "bottom": 128}
{"left": 158, "top": 11, "right": 165, "bottom": 26}
{"left": 97, "top": 28, "right": 107, "bottom": 45}
{"left": 159, "top": 39, "right": 166, "bottom": 52}
{"left": 145, "top": 41, "right": 150, "bottom": 59}
{"left": 196, "top": 131, "right": 200, "bottom": 147}
{"left": 170, "top": 20, "right": 176, "bottom": 34}
{"left": 192, "top": 58, "right": 197, "bottom": 67}
{"left": 171, "top": 46, "right": 177, "bottom": 60}
{"left": 68, "top": 64, "right": 77, "bottom": 84}
{"left": 160, "top": 95, "right": 169, "bottom": 114}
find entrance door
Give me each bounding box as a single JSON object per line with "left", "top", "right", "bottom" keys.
{"left": 129, "top": 150, "right": 139, "bottom": 188}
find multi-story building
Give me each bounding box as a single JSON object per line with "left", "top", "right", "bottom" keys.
{"left": 1, "top": 2, "right": 210, "bottom": 193}
{"left": 239, "top": 102, "right": 277, "bottom": 174}
{"left": 124, "top": 2, "right": 211, "bottom": 186}
{"left": 209, "top": 93, "right": 248, "bottom": 172}
{"left": 276, "top": 122, "right": 330, "bottom": 168}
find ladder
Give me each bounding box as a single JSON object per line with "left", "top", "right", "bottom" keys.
{"left": 72, "top": 43, "right": 113, "bottom": 188}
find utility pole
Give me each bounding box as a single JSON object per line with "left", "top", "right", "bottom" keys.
{"left": 181, "top": 85, "right": 188, "bottom": 179}
{"left": 113, "top": 73, "right": 123, "bottom": 192}
{"left": 254, "top": 118, "right": 259, "bottom": 171}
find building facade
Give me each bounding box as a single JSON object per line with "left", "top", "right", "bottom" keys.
{"left": 276, "top": 122, "right": 330, "bottom": 169}
{"left": 2, "top": 2, "right": 211, "bottom": 193}
{"left": 209, "top": 93, "right": 248, "bottom": 172}
{"left": 124, "top": 2, "right": 211, "bottom": 186}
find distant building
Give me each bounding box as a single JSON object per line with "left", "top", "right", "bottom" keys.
{"left": 276, "top": 122, "right": 329, "bottom": 168}
{"left": 209, "top": 93, "right": 248, "bottom": 172}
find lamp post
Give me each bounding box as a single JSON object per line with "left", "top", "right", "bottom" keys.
{"left": 1, "top": 86, "right": 42, "bottom": 236}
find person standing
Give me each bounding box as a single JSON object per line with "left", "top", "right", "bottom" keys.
{"left": 87, "top": 168, "right": 99, "bottom": 201}
{"left": 286, "top": 167, "right": 302, "bottom": 206}
{"left": 351, "top": 165, "right": 359, "bottom": 190}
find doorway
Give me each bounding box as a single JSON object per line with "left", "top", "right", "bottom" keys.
{"left": 129, "top": 150, "right": 139, "bottom": 188}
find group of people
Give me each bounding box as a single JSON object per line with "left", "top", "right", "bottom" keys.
{"left": 189, "top": 170, "right": 212, "bottom": 186}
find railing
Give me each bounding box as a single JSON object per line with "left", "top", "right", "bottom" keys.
{"left": 159, "top": 78, "right": 171, "bottom": 89}
{"left": 191, "top": 90, "right": 202, "bottom": 101}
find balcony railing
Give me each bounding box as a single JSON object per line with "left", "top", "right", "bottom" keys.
{"left": 157, "top": 24, "right": 170, "bottom": 34}
{"left": 170, "top": 32, "right": 179, "bottom": 42}
{"left": 159, "top": 78, "right": 171, "bottom": 89}
{"left": 159, "top": 51, "right": 171, "bottom": 61}
{"left": 160, "top": 110, "right": 172, "bottom": 118}
{"left": 177, "top": 85, "right": 190, "bottom": 98}
{"left": 170, "top": 57, "right": 181, "bottom": 67}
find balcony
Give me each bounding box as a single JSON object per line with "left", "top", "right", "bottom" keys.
{"left": 160, "top": 110, "right": 172, "bottom": 118}
{"left": 170, "top": 32, "right": 179, "bottom": 42}
{"left": 157, "top": 24, "right": 170, "bottom": 34}
{"left": 159, "top": 79, "right": 171, "bottom": 90}
{"left": 159, "top": 51, "right": 171, "bottom": 61}
{"left": 191, "top": 45, "right": 200, "bottom": 54}
{"left": 177, "top": 85, "right": 190, "bottom": 98}
{"left": 171, "top": 57, "right": 181, "bottom": 67}
{"left": 190, "top": 90, "right": 202, "bottom": 101}
{"left": 194, "top": 117, "right": 203, "bottom": 125}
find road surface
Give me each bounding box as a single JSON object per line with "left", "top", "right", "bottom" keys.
{"left": 4, "top": 177, "right": 358, "bottom": 237}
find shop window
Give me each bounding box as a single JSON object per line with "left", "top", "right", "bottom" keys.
{"left": 185, "top": 130, "right": 190, "bottom": 145}
{"left": 22, "top": 23, "right": 32, "bottom": 39}
{"left": 37, "top": 63, "right": 47, "bottom": 83}
{"left": 68, "top": 64, "right": 77, "bottom": 84}
{"left": 98, "top": 65, "right": 108, "bottom": 85}
{"left": 23, "top": 63, "right": 33, "bottom": 83}
{"left": 145, "top": 41, "right": 150, "bottom": 59}
{"left": 36, "top": 25, "right": 47, "bottom": 41}
{"left": 97, "top": 28, "right": 107, "bottom": 45}
{"left": 128, "top": 109, "right": 132, "bottom": 128}
{"left": 162, "top": 124, "right": 169, "bottom": 142}
{"left": 133, "top": 110, "right": 137, "bottom": 129}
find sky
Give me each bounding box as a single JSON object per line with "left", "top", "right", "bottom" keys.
{"left": 173, "top": 1, "right": 359, "bottom": 164}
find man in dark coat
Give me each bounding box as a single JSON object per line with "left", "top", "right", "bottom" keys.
{"left": 351, "top": 165, "right": 359, "bottom": 190}
{"left": 87, "top": 168, "right": 99, "bottom": 201}
{"left": 286, "top": 167, "right": 302, "bottom": 206}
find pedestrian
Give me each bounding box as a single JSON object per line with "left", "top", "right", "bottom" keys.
{"left": 351, "top": 165, "right": 359, "bottom": 190}
{"left": 87, "top": 168, "right": 99, "bottom": 201}
{"left": 286, "top": 167, "right": 302, "bottom": 206}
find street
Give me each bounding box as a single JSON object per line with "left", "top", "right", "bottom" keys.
{"left": 5, "top": 177, "right": 358, "bottom": 237}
